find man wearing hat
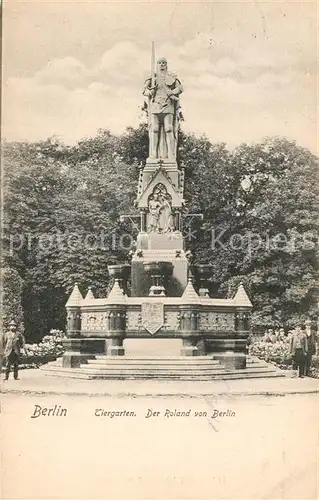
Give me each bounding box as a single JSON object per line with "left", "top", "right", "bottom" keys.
{"left": 290, "top": 326, "right": 308, "bottom": 377}
{"left": 3, "top": 320, "right": 27, "bottom": 380}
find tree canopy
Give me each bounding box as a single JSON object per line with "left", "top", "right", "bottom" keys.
{"left": 2, "top": 127, "right": 318, "bottom": 340}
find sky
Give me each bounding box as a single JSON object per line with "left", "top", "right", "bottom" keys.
{"left": 2, "top": 0, "right": 317, "bottom": 153}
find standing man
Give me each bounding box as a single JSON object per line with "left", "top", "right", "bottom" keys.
{"left": 268, "top": 328, "right": 277, "bottom": 343}
{"left": 305, "top": 320, "right": 316, "bottom": 376}
{"left": 143, "top": 57, "right": 183, "bottom": 160}
{"left": 3, "top": 320, "right": 27, "bottom": 380}
{"left": 290, "top": 326, "right": 308, "bottom": 378}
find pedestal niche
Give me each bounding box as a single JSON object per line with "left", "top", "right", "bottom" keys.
{"left": 143, "top": 261, "right": 173, "bottom": 296}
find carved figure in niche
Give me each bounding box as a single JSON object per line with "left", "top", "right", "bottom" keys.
{"left": 159, "top": 195, "right": 173, "bottom": 232}
{"left": 143, "top": 57, "right": 183, "bottom": 159}
{"left": 147, "top": 183, "right": 174, "bottom": 233}
{"left": 148, "top": 193, "right": 162, "bottom": 232}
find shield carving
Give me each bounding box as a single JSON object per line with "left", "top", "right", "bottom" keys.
{"left": 141, "top": 302, "right": 164, "bottom": 335}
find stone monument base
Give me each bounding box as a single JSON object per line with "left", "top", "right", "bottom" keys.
{"left": 213, "top": 352, "right": 247, "bottom": 370}
{"left": 131, "top": 248, "right": 188, "bottom": 297}
{"left": 124, "top": 338, "right": 182, "bottom": 357}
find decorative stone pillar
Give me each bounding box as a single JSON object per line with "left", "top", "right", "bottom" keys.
{"left": 229, "top": 309, "right": 250, "bottom": 369}
{"left": 226, "top": 284, "right": 252, "bottom": 369}
{"left": 180, "top": 309, "right": 200, "bottom": 356}
{"left": 107, "top": 309, "right": 126, "bottom": 355}
{"left": 179, "top": 279, "right": 201, "bottom": 356}
{"left": 63, "top": 283, "right": 83, "bottom": 368}
{"left": 105, "top": 280, "right": 127, "bottom": 356}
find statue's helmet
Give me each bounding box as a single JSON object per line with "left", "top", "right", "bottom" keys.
{"left": 157, "top": 57, "right": 168, "bottom": 68}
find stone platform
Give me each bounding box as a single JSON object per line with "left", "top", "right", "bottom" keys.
{"left": 41, "top": 356, "right": 283, "bottom": 381}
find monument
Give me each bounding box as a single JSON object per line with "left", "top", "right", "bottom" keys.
{"left": 43, "top": 46, "right": 281, "bottom": 380}
{"left": 131, "top": 48, "right": 187, "bottom": 298}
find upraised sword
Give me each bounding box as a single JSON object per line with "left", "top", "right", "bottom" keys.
{"left": 150, "top": 41, "right": 155, "bottom": 100}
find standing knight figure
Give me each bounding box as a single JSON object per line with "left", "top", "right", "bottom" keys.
{"left": 143, "top": 56, "right": 183, "bottom": 160}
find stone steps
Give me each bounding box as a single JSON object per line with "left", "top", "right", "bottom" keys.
{"left": 42, "top": 365, "right": 282, "bottom": 381}
{"left": 41, "top": 356, "right": 283, "bottom": 380}
{"left": 87, "top": 357, "right": 222, "bottom": 370}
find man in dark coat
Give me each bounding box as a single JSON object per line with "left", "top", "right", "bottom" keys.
{"left": 305, "top": 323, "right": 316, "bottom": 376}
{"left": 3, "top": 320, "right": 27, "bottom": 380}
{"left": 290, "top": 327, "right": 308, "bottom": 377}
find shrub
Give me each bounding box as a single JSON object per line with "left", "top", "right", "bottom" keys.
{"left": 249, "top": 339, "right": 292, "bottom": 369}
{"left": 249, "top": 338, "right": 319, "bottom": 378}
{"left": 20, "top": 329, "right": 66, "bottom": 368}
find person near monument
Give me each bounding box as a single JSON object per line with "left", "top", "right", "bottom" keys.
{"left": 143, "top": 57, "right": 183, "bottom": 160}
{"left": 305, "top": 324, "right": 316, "bottom": 376}
{"left": 2, "top": 320, "right": 27, "bottom": 380}
{"left": 278, "top": 328, "right": 286, "bottom": 341}
{"left": 0, "top": 328, "right": 3, "bottom": 376}
{"left": 290, "top": 326, "right": 308, "bottom": 377}
{"left": 267, "top": 328, "right": 277, "bottom": 343}
{"left": 262, "top": 330, "right": 271, "bottom": 342}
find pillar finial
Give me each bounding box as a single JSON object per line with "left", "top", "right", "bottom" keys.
{"left": 66, "top": 283, "right": 83, "bottom": 307}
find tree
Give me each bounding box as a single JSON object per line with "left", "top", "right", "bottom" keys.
{"left": 1, "top": 267, "right": 24, "bottom": 333}
{"left": 221, "top": 138, "right": 319, "bottom": 329}
{"left": 3, "top": 129, "right": 318, "bottom": 338}
{"left": 3, "top": 132, "right": 139, "bottom": 340}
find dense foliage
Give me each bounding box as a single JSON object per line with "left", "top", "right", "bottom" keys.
{"left": 1, "top": 267, "right": 24, "bottom": 332}
{"left": 2, "top": 126, "right": 319, "bottom": 340}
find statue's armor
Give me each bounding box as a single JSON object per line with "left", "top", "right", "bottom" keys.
{"left": 145, "top": 73, "right": 181, "bottom": 115}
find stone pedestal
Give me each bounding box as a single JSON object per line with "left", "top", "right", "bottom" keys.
{"left": 181, "top": 338, "right": 198, "bottom": 356}
{"left": 81, "top": 338, "right": 105, "bottom": 356}
{"left": 62, "top": 338, "right": 82, "bottom": 368}
{"left": 107, "top": 338, "right": 125, "bottom": 356}
{"left": 62, "top": 338, "right": 98, "bottom": 367}
{"left": 214, "top": 352, "right": 247, "bottom": 370}
{"left": 196, "top": 339, "right": 206, "bottom": 356}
